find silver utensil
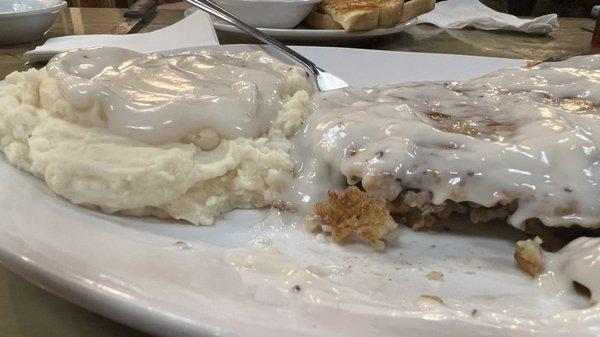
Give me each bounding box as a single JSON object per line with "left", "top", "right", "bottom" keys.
{"left": 185, "top": 0, "right": 348, "bottom": 91}
{"left": 112, "top": 0, "right": 159, "bottom": 35}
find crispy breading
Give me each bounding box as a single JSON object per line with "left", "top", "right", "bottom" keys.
{"left": 426, "top": 271, "right": 444, "bottom": 280}
{"left": 312, "top": 186, "right": 398, "bottom": 250}
{"left": 514, "top": 236, "right": 545, "bottom": 277}
{"left": 418, "top": 294, "right": 444, "bottom": 304}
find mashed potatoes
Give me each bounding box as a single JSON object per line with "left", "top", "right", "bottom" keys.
{"left": 0, "top": 48, "right": 313, "bottom": 225}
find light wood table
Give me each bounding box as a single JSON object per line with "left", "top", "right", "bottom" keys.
{"left": 0, "top": 6, "right": 596, "bottom": 337}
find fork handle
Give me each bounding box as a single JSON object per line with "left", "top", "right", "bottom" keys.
{"left": 186, "top": 0, "right": 320, "bottom": 75}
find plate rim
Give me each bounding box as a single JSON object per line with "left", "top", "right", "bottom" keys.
{"left": 212, "top": 18, "right": 417, "bottom": 38}
{"left": 0, "top": 232, "right": 219, "bottom": 337}
{"left": 2, "top": 45, "right": 565, "bottom": 337}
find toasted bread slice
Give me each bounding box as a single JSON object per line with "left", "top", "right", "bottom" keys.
{"left": 401, "top": 0, "right": 435, "bottom": 22}
{"left": 306, "top": 0, "right": 435, "bottom": 31}
{"left": 306, "top": 10, "right": 343, "bottom": 30}
{"left": 378, "top": 1, "right": 404, "bottom": 27}
{"left": 316, "top": 0, "right": 404, "bottom": 31}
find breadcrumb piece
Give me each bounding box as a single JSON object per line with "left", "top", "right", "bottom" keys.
{"left": 304, "top": 214, "right": 322, "bottom": 232}
{"left": 312, "top": 186, "right": 398, "bottom": 251}
{"left": 426, "top": 271, "right": 444, "bottom": 280}
{"left": 418, "top": 295, "right": 444, "bottom": 304}
{"left": 514, "top": 236, "right": 545, "bottom": 277}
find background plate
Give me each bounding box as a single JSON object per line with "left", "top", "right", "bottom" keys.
{"left": 1, "top": 45, "right": 596, "bottom": 337}
{"left": 184, "top": 7, "right": 416, "bottom": 41}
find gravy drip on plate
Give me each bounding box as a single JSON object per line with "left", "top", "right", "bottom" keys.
{"left": 289, "top": 55, "right": 600, "bottom": 229}
{"left": 540, "top": 237, "right": 600, "bottom": 319}
{"left": 47, "top": 47, "right": 307, "bottom": 148}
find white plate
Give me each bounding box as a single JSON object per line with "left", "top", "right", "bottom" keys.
{"left": 1, "top": 45, "right": 597, "bottom": 337}
{"left": 184, "top": 7, "right": 417, "bottom": 41}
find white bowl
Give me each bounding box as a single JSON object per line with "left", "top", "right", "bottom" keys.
{"left": 0, "top": 0, "right": 67, "bottom": 45}
{"left": 215, "top": 0, "right": 321, "bottom": 29}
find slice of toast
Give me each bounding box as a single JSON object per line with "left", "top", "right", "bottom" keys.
{"left": 306, "top": 0, "right": 435, "bottom": 31}
{"left": 306, "top": 10, "right": 344, "bottom": 30}
{"left": 314, "top": 0, "right": 404, "bottom": 31}
{"left": 401, "top": 0, "right": 435, "bottom": 22}
{"left": 377, "top": 1, "right": 405, "bottom": 27}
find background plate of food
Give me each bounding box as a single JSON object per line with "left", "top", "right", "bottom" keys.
{"left": 185, "top": 0, "right": 433, "bottom": 41}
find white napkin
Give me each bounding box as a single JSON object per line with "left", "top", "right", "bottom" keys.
{"left": 24, "top": 11, "right": 219, "bottom": 63}
{"left": 418, "top": 0, "right": 559, "bottom": 34}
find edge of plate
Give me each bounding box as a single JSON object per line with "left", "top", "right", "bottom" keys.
{"left": 211, "top": 18, "right": 417, "bottom": 40}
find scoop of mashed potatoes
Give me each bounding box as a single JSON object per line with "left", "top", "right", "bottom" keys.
{"left": 0, "top": 48, "right": 313, "bottom": 225}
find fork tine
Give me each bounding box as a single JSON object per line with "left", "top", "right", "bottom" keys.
{"left": 186, "top": 0, "right": 347, "bottom": 91}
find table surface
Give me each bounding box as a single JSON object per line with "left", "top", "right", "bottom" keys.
{"left": 0, "top": 6, "right": 596, "bottom": 337}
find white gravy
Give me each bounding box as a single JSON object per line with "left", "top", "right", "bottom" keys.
{"left": 46, "top": 47, "right": 309, "bottom": 149}
{"left": 539, "top": 237, "right": 600, "bottom": 321}
{"left": 288, "top": 55, "right": 600, "bottom": 229}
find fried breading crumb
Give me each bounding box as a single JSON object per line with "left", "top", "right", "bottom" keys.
{"left": 418, "top": 295, "right": 444, "bottom": 304}
{"left": 426, "top": 271, "right": 444, "bottom": 280}
{"left": 514, "top": 236, "right": 545, "bottom": 277}
{"left": 311, "top": 186, "right": 398, "bottom": 251}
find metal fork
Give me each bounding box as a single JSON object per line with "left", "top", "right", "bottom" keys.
{"left": 185, "top": 0, "right": 348, "bottom": 91}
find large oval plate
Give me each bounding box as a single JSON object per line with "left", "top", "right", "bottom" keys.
{"left": 2, "top": 45, "right": 595, "bottom": 336}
